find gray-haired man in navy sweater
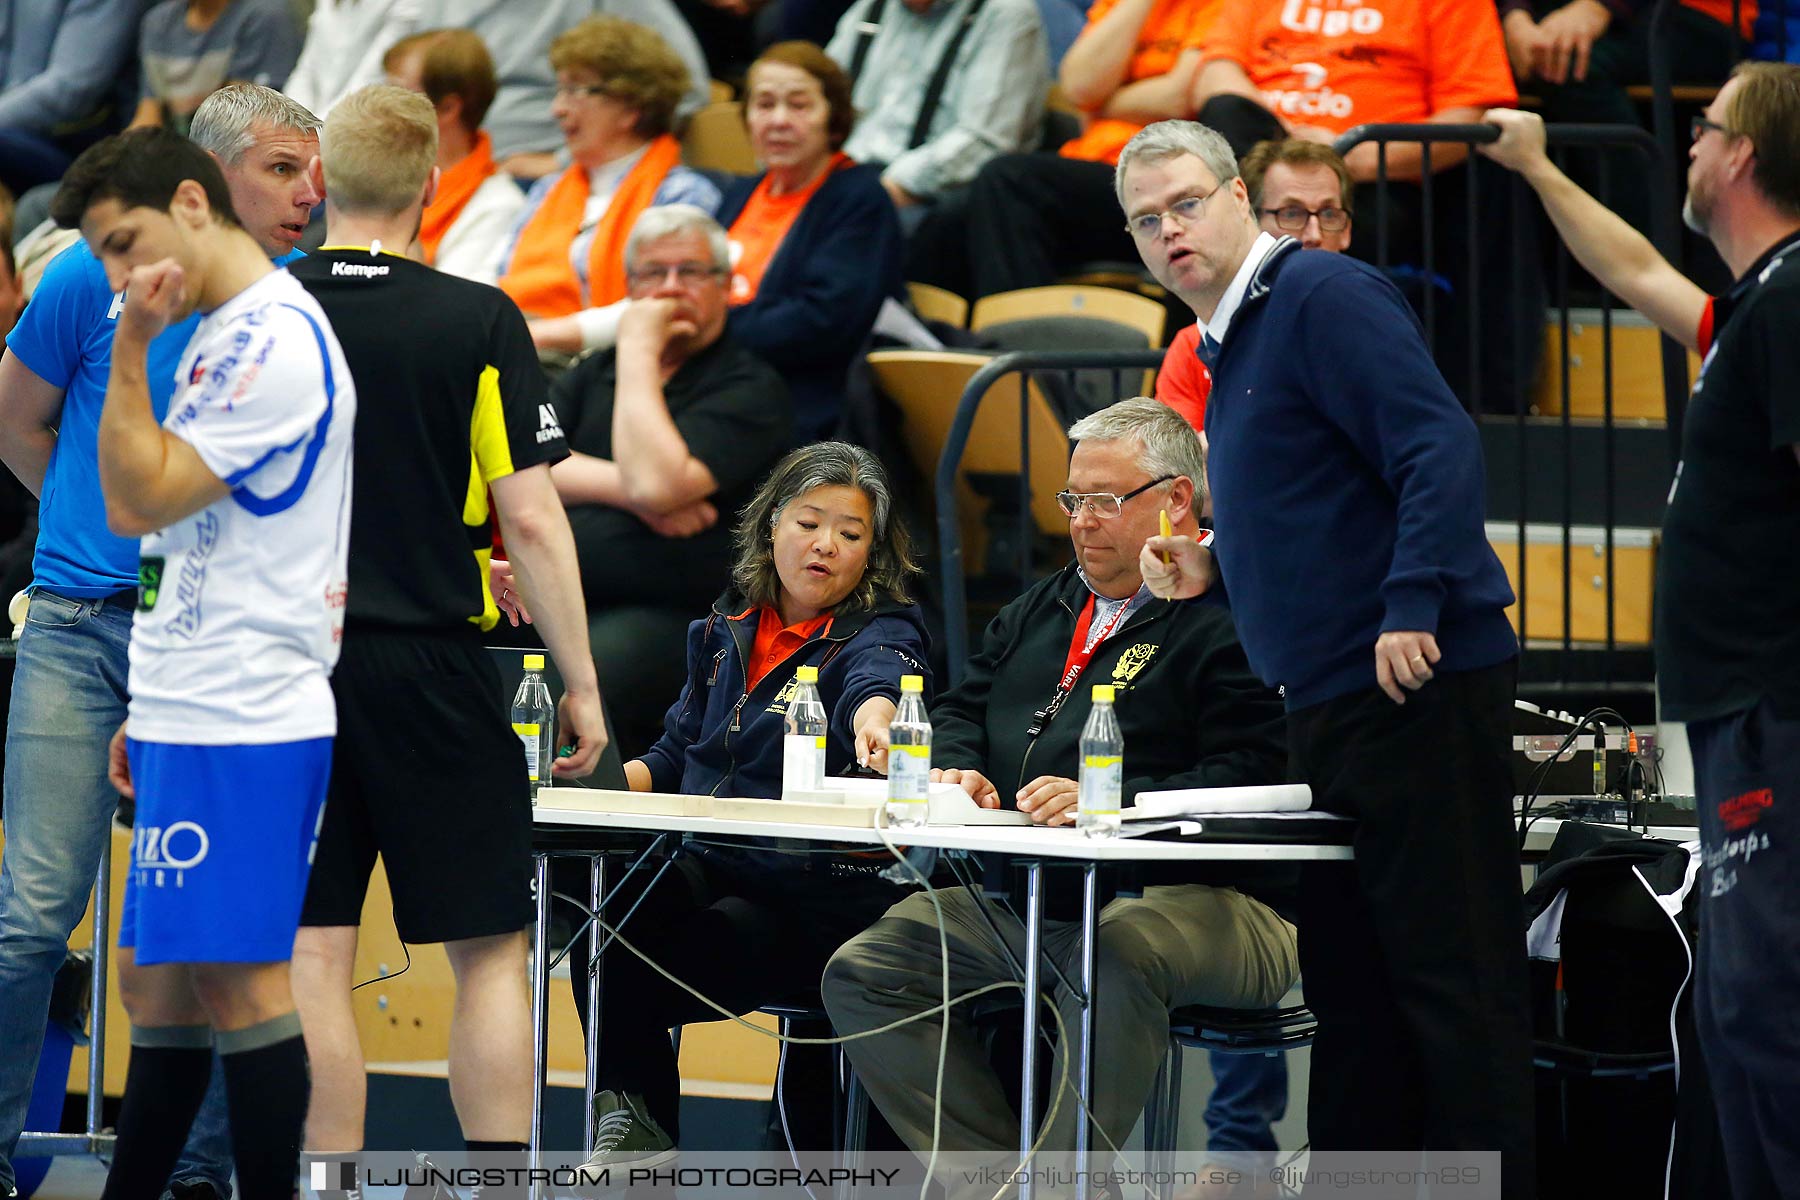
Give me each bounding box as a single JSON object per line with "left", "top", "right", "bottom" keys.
{"left": 1120, "top": 119, "right": 1536, "bottom": 1197}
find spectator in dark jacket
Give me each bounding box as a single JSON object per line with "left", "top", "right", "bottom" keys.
{"left": 717, "top": 42, "right": 901, "bottom": 442}
{"left": 571, "top": 441, "right": 932, "bottom": 1176}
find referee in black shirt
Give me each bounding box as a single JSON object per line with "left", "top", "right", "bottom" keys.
{"left": 285, "top": 86, "right": 606, "bottom": 1169}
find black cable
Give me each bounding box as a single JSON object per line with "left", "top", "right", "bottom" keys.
{"left": 351, "top": 935, "right": 411, "bottom": 991}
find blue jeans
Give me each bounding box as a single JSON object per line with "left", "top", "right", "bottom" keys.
{"left": 1202, "top": 1050, "right": 1288, "bottom": 1152}
{"left": 0, "top": 590, "right": 232, "bottom": 1196}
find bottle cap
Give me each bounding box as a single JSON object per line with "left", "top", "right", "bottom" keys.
{"left": 1091, "top": 684, "right": 1115, "bottom": 703}
{"left": 523, "top": 653, "right": 545, "bottom": 670}
{"left": 796, "top": 666, "right": 819, "bottom": 683}
{"left": 900, "top": 674, "right": 923, "bottom": 693}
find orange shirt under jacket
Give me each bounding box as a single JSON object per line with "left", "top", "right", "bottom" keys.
{"left": 746, "top": 606, "right": 833, "bottom": 693}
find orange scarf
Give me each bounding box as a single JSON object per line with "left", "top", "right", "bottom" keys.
{"left": 419, "top": 131, "right": 498, "bottom": 264}
{"left": 498, "top": 134, "right": 684, "bottom": 318}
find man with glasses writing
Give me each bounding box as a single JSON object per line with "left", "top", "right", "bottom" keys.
{"left": 1156, "top": 139, "right": 1354, "bottom": 430}
{"left": 824, "top": 397, "right": 1298, "bottom": 1186}
{"left": 1124, "top": 121, "right": 1536, "bottom": 1195}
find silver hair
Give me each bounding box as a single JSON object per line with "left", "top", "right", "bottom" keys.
{"left": 625, "top": 204, "right": 730, "bottom": 274}
{"left": 731, "top": 441, "right": 919, "bottom": 612}
{"left": 1113, "top": 120, "right": 1239, "bottom": 208}
{"left": 762, "top": 441, "right": 892, "bottom": 538}
{"left": 189, "top": 83, "right": 322, "bottom": 164}
{"left": 1067, "top": 397, "right": 1208, "bottom": 506}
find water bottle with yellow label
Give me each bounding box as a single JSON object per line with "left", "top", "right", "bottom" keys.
{"left": 1078, "top": 684, "right": 1123, "bottom": 839}
{"left": 511, "top": 653, "right": 556, "bottom": 803}
{"left": 783, "top": 665, "right": 827, "bottom": 794}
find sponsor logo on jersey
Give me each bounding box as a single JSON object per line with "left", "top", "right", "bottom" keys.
{"left": 331, "top": 260, "right": 391, "bottom": 278}
{"left": 139, "top": 556, "right": 166, "bottom": 611}
{"left": 1279, "top": 0, "right": 1385, "bottom": 36}
{"left": 536, "top": 402, "right": 566, "bottom": 445}
{"left": 134, "top": 819, "right": 211, "bottom": 888}
{"left": 168, "top": 511, "right": 221, "bottom": 641}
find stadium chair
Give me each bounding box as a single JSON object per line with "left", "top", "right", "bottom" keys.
{"left": 972, "top": 285, "right": 1166, "bottom": 346}
{"left": 865, "top": 349, "right": 1070, "bottom": 584}
{"left": 906, "top": 281, "right": 969, "bottom": 329}
{"left": 681, "top": 101, "right": 759, "bottom": 175}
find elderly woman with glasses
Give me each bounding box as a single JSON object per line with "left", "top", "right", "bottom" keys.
{"left": 565, "top": 442, "right": 932, "bottom": 1174}
{"left": 496, "top": 16, "right": 720, "bottom": 357}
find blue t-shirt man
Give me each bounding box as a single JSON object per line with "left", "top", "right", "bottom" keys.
{"left": 5, "top": 240, "right": 302, "bottom": 597}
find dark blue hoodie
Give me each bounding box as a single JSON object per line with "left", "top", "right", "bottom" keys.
{"left": 1203, "top": 239, "right": 1517, "bottom": 710}
{"left": 638, "top": 590, "right": 932, "bottom": 799}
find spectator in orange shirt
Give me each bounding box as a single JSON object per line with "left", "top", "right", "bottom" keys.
{"left": 1189, "top": 0, "right": 1518, "bottom": 180}
{"left": 912, "top": 0, "right": 1222, "bottom": 298}
{"left": 1187, "top": 0, "right": 1542, "bottom": 410}
{"left": 383, "top": 29, "right": 525, "bottom": 287}
{"left": 1158, "top": 138, "right": 1354, "bottom": 429}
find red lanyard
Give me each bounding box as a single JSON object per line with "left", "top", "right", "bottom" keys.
{"left": 1061, "top": 593, "right": 1131, "bottom": 690}
{"left": 1030, "top": 593, "right": 1132, "bottom": 737}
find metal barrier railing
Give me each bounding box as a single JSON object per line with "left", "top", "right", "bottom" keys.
{"left": 934, "top": 349, "right": 1165, "bottom": 683}
{"left": 1335, "top": 121, "right": 1681, "bottom": 697}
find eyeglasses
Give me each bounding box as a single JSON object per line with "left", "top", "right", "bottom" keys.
{"left": 1125, "top": 185, "right": 1225, "bottom": 241}
{"left": 554, "top": 83, "right": 610, "bottom": 101}
{"left": 1055, "top": 475, "right": 1174, "bottom": 519}
{"left": 1263, "top": 204, "right": 1350, "bottom": 233}
{"left": 1691, "top": 116, "right": 1737, "bottom": 143}
{"left": 627, "top": 261, "right": 724, "bottom": 289}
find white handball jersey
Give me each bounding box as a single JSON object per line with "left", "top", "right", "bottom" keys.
{"left": 127, "top": 269, "right": 356, "bottom": 745}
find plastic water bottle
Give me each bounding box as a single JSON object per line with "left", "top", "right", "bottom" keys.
{"left": 1078, "top": 684, "right": 1123, "bottom": 839}
{"left": 783, "top": 665, "right": 827, "bottom": 794}
{"left": 886, "top": 675, "right": 930, "bottom": 828}
{"left": 512, "top": 653, "right": 556, "bottom": 803}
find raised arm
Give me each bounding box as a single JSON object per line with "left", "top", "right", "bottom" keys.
{"left": 1480, "top": 108, "right": 1704, "bottom": 347}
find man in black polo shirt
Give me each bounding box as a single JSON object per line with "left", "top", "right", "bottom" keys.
{"left": 283, "top": 86, "right": 606, "bottom": 1166}
{"left": 1483, "top": 69, "right": 1800, "bottom": 1196}
{"left": 547, "top": 204, "right": 792, "bottom": 755}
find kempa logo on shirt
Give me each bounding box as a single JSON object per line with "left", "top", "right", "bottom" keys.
{"left": 133, "top": 820, "right": 211, "bottom": 888}
{"left": 536, "top": 403, "right": 566, "bottom": 445}
{"left": 331, "top": 260, "right": 390, "bottom": 278}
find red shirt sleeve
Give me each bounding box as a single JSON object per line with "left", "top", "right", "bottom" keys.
{"left": 1155, "top": 326, "right": 1212, "bottom": 430}
{"left": 1423, "top": 0, "right": 1518, "bottom": 114}
{"left": 1697, "top": 295, "right": 1716, "bottom": 354}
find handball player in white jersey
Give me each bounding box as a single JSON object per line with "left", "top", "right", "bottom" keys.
{"left": 49, "top": 126, "right": 355, "bottom": 1200}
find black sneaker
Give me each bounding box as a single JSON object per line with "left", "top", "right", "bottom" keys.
{"left": 166, "top": 1180, "right": 227, "bottom": 1200}
{"left": 576, "top": 1090, "right": 678, "bottom": 1188}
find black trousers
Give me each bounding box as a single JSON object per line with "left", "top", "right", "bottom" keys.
{"left": 957, "top": 153, "right": 1140, "bottom": 299}
{"left": 561, "top": 850, "right": 903, "bottom": 1147}
{"left": 1288, "top": 662, "right": 1536, "bottom": 1198}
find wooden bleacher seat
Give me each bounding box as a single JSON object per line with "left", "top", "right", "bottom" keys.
{"left": 681, "top": 101, "right": 758, "bottom": 175}
{"left": 865, "top": 349, "right": 1070, "bottom": 577}
{"left": 971, "top": 284, "right": 1166, "bottom": 347}
{"left": 906, "top": 281, "right": 969, "bottom": 328}
{"left": 1533, "top": 308, "right": 1700, "bottom": 421}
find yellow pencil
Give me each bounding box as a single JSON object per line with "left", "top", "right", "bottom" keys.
{"left": 1159, "top": 509, "right": 1172, "bottom": 563}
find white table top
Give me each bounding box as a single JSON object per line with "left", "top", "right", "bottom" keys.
{"left": 531, "top": 804, "right": 1355, "bottom": 862}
